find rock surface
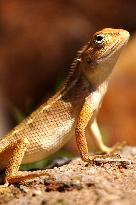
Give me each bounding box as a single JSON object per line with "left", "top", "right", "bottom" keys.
{"left": 0, "top": 146, "right": 136, "bottom": 205}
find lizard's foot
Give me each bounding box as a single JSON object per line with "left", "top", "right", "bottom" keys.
{"left": 82, "top": 154, "right": 131, "bottom": 166}
{"left": 81, "top": 154, "right": 110, "bottom": 163}
{"left": 100, "top": 141, "right": 126, "bottom": 154}
{"left": 5, "top": 170, "right": 50, "bottom": 184}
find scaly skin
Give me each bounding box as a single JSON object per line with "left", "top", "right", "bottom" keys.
{"left": 0, "top": 28, "right": 130, "bottom": 186}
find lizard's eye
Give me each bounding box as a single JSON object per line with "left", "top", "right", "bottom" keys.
{"left": 92, "top": 34, "right": 105, "bottom": 47}
{"left": 95, "top": 35, "right": 104, "bottom": 44}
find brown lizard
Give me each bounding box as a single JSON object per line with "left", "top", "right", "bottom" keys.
{"left": 0, "top": 28, "right": 130, "bottom": 187}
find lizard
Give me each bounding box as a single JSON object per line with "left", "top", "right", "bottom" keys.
{"left": 0, "top": 28, "right": 130, "bottom": 187}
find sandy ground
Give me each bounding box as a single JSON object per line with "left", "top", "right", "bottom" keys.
{"left": 0, "top": 146, "right": 136, "bottom": 205}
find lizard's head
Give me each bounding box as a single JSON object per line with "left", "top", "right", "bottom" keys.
{"left": 80, "top": 28, "right": 130, "bottom": 86}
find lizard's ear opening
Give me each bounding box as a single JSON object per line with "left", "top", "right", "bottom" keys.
{"left": 81, "top": 50, "right": 93, "bottom": 66}
{"left": 84, "top": 55, "right": 92, "bottom": 64}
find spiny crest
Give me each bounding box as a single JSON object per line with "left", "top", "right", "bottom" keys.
{"left": 65, "top": 40, "right": 91, "bottom": 84}
{"left": 45, "top": 40, "right": 91, "bottom": 107}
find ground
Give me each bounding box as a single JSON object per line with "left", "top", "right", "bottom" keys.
{"left": 0, "top": 146, "right": 136, "bottom": 205}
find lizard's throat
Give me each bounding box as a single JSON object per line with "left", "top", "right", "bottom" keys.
{"left": 85, "top": 66, "right": 111, "bottom": 88}
{"left": 83, "top": 51, "right": 121, "bottom": 87}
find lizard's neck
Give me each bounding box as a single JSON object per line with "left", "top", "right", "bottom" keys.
{"left": 47, "top": 55, "right": 82, "bottom": 105}
{"left": 60, "top": 57, "right": 110, "bottom": 100}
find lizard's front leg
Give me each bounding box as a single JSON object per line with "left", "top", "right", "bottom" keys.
{"left": 75, "top": 100, "right": 96, "bottom": 162}
{"left": 75, "top": 98, "right": 125, "bottom": 163}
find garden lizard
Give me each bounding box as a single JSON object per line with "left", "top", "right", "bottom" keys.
{"left": 0, "top": 28, "right": 130, "bottom": 186}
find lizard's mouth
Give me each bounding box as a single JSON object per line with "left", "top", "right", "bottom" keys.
{"left": 97, "top": 31, "right": 130, "bottom": 62}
